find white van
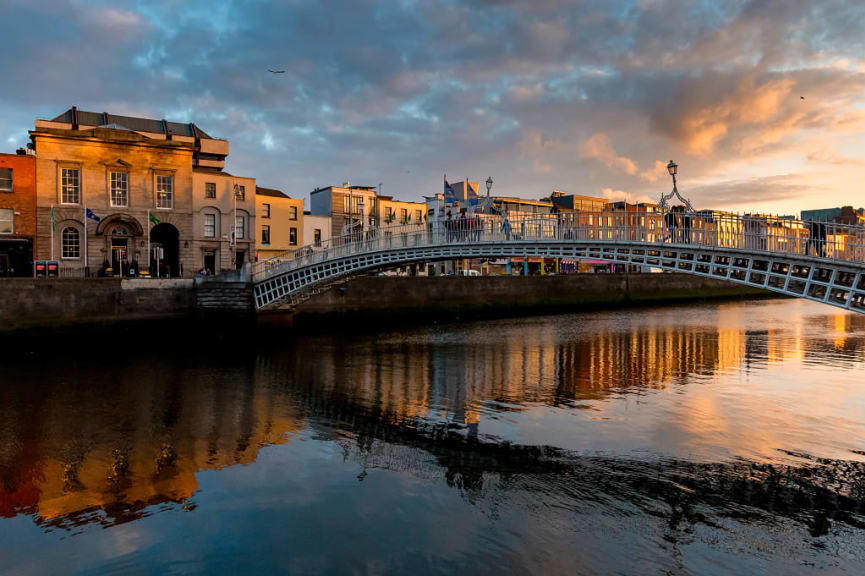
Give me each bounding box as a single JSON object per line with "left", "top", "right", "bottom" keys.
{"left": 458, "top": 269, "right": 481, "bottom": 277}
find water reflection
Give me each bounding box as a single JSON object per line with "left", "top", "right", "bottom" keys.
{"left": 1, "top": 298, "right": 865, "bottom": 572}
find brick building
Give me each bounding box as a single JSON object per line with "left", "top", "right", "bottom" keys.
{"left": 0, "top": 151, "right": 36, "bottom": 277}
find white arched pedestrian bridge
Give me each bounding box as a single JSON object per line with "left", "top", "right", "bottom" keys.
{"left": 252, "top": 212, "right": 865, "bottom": 314}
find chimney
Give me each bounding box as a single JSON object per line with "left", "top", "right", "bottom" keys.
{"left": 71, "top": 106, "right": 79, "bottom": 130}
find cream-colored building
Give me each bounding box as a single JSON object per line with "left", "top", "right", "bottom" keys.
{"left": 302, "top": 212, "right": 331, "bottom": 248}
{"left": 30, "top": 107, "right": 231, "bottom": 277}
{"left": 255, "top": 187, "right": 303, "bottom": 260}
{"left": 192, "top": 168, "right": 255, "bottom": 273}
{"left": 377, "top": 196, "right": 426, "bottom": 230}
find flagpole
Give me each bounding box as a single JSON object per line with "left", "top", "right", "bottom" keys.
{"left": 83, "top": 203, "right": 88, "bottom": 277}
{"left": 50, "top": 204, "right": 55, "bottom": 261}
{"left": 147, "top": 209, "right": 151, "bottom": 277}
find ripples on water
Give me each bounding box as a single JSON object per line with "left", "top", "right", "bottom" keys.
{"left": 1, "top": 298, "right": 865, "bottom": 574}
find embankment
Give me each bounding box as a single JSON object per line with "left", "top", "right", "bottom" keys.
{"left": 0, "top": 274, "right": 769, "bottom": 333}
{"left": 286, "top": 274, "right": 768, "bottom": 325}
{"left": 0, "top": 278, "right": 196, "bottom": 332}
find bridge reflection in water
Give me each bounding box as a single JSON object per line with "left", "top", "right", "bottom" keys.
{"left": 1, "top": 300, "right": 863, "bottom": 544}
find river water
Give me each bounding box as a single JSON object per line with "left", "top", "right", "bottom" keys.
{"left": 1, "top": 298, "right": 865, "bottom": 574}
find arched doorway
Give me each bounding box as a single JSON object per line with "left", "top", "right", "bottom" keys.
{"left": 150, "top": 223, "right": 179, "bottom": 278}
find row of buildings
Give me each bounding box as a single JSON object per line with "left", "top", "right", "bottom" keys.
{"left": 2, "top": 106, "right": 863, "bottom": 277}
{"left": 0, "top": 108, "right": 426, "bottom": 277}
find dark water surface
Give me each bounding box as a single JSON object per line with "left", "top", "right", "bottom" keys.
{"left": 2, "top": 298, "right": 865, "bottom": 574}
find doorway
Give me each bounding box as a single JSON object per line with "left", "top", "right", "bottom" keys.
{"left": 150, "top": 223, "right": 180, "bottom": 277}
{"left": 235, "top": 250, "right": 245, "bottom": 270}
{"left": 204, "top": 251, "right": 216, "bottom": 275}
{"left": 111, "top": 238, "right": 128, "bottom": 276}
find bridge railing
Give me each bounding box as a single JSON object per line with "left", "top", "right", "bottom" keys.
{"left": 252, "top": 211, "right": 865, "bottom": 281}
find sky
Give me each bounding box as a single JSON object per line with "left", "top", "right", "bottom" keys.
{"left": 1, "top": 0, "right": 864, "bottom": 215}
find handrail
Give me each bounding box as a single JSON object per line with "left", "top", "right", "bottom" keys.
{"left": 252, "top": 211, "right": 865, "bottom": 282}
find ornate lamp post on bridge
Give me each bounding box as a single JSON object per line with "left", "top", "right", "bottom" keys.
{"left": 485, "top": 176, "right": 493, "bottom": 197}
{"left": 658, "top": 160, "right": 695, "bottom": 212}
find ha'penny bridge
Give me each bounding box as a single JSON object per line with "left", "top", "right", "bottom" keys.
{"left": 251, "top": 212, "right": 865, "bottom": 314}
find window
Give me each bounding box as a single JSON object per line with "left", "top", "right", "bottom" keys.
{"left": 0, "top": 168, "right": 11, "bottom": 192}
{"left": 204, "top": 213, "right": 216, "bottom": 238}
{"left": 205, "top": 182, "right": 216, "bottom": 198}
{"left": 156, "top": 174, "right": 173, "bottom": 208}
{"left": 400, "top": 208, "right": 407, "bottom": 223}
{"left": 0, "top": 208, "right": 12, "bottom": 234}
{"left": 314, "top": 228, "right": 321, "bottom": 246}
{"left": 289, "top": 206, "right": 298, "bottom": 220}
{"left": 110, "top": 171, "right": 128, "bottom": 207}
{"left": 235, "top": 215, "right": 245, "bottom": 240}
{"left": 262, "top": 203, "right": 271, "bottom": 218}
{"left": 62, "top": 227, "right": 80, "bottom": 258}
{"left": 415, "top": 210, "right": 422, "bottom": 222}
{"left": 385, "top": 207, "right": 393, "bottom": 221}
{"left": 235, "top": 185, "right": 245, "bottom": 201}
{"left": 289, "top": 227, "right": 297, "bottom": 246}
{"left": 61, "top": 168, "right": 80, "bottom": 204}
{"left": 261, "top": 224, "right": 270, "bottom": 245}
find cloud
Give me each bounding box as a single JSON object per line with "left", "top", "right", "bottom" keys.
{"left": 689, "top": 175, "right": 819, "bottom": 209}
{"left": 0, "top": 0, "right": 863, "bottom": 211}
{"left": 579, "top": 133, "right": 639, "bottom": 175}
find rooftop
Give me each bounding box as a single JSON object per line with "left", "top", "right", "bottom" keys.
{"left": 256, "top": 186, "right": 290, "bottom": 199}
{"left": 47, "top": 107, "right": 214, "bottom": 139}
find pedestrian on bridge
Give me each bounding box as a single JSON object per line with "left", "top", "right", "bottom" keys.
{"left": 502, "top": 218, "right": 512, "bottom": 241}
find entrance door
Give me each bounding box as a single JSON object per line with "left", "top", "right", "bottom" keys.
{"left": 0, "top": 254, "right": 9, "bottom": 277}
{"left": 235, "top": 250, "right": 245, "bottom": 270}
{"left": 150, "top": 223, "right": 180, "bottom": 277}
{"left": 204, "top": 252, "right": 216, "bottom": 275}
{"left": 111, "top": 238, "right": 128, "bottom": 276}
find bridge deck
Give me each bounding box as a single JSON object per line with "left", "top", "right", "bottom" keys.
{"left": 252, "top": 213, "right": 865, "bottom": 313}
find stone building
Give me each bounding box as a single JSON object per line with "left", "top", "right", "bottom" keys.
{"left": 255, "top": 186, "right": 303, "bottom": 261}
{"left": 30, "top": 107, "right": 231, "bottom": 277}
{"left": 192, "top": 168, "right": 255, "bottom": 273}
{"left": 0, "top": 150, "right": 36, "bottom": 276}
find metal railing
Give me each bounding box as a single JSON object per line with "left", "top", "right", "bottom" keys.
{"left": 253, "top": 211, "right": 865, "bottom": 282}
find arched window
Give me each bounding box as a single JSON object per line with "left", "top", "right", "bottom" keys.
{"left": 62, "top": 227, "right": 80, "bottom": 259}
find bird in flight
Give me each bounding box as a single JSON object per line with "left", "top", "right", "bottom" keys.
{"left": 268, "top": 69, "right": 286, "bottom": 75}
{"left": 800, "top": 96, "right": 805, "bottom": 100}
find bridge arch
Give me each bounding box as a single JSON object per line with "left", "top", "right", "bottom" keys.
{"left": 252, "top": 216, "right": 865, "bottom": 313}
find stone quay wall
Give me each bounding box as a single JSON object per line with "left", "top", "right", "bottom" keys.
{"left": 0, "top": 273, "right": 768, "bottom": 332}
{"left": 287, "top": 273, "right": 768, "bottom": 322}
{"left": 0, "top": 278, "right": 195, "bottom": 332}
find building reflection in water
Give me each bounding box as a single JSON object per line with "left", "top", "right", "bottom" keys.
{"left": 1, "top": 300, "right": 864, "bottom": 532}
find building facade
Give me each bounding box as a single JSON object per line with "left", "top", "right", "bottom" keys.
{"left": 0, "top": 151, "right": 36, "bottom": 276}
{"left": 30, "top": 107, "right": 233, "bottom": 277}
{"left": 302, "top": 212, "right": 331, "bottom": 248}
{"left": 255, "top": 187, "right": 303, "bottom": 261}
{"left": 376, "top": 196, "right": 426, "bottom": 229}
{"left": 310, "top": 184, "right": 378, "bottom": 236}
{"left": 192, "top": 168, "right": 255, "bottom": 273}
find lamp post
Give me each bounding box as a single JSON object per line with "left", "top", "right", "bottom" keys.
{"left": 485, "top": 176, "right": 493, "bottom": 197}
{"left": 658, "top": 159, "right": 694, "bottom": 213}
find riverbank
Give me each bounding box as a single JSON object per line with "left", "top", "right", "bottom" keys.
{"left": 0, "top": 274, "right": 770, "bottom": 333}
{"left": 277, "top": 273, "right": 770, "bottom": 326}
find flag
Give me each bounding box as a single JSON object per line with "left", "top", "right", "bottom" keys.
{"left": 149, "top": 212, "right": 160, "bottom": 226}
{"left": 85, "top": 207, "right": 101, "bottom": 222}
{"left": 467, "top": 182, "right": 479, "bottom": 207}
{"left": 50, "top": 206, "right": 55, "bottom": 231}
{"left": 444, "top": 175, "right": 457, "bottom": 204}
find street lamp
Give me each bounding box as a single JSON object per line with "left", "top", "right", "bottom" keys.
{"left": 485, "top": 176, "right": 493, "bottom": 197}
{"left": 659, "top": 159, "right": 694, "bottom": 212}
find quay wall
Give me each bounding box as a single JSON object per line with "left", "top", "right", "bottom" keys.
{"left": 288, "top": 274, "right": 768, "bottom": 323}
{"left": 0, "top": 274, "right": 768, "bottom": 332}
{"left": 0, "top": 278, "right": 195, "bottom": 332}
